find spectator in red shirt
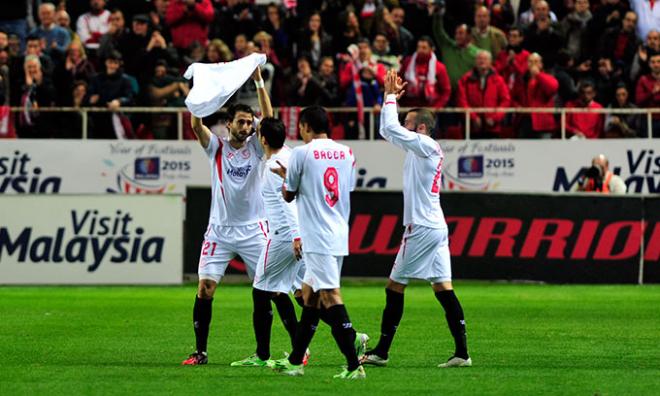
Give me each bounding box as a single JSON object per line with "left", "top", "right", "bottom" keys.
{"left": 635, "top": 53, "right": 660, "bottom": 137}
{"left": 339, "top": 38, "right": 386, "bottom": 92}
{"left": 511, "top": 52, "right": 559, "bottom": 138}
{"left": 566, "top": 80, "right": 604, "bottom": 139}
{"left": 399, "top": 36, "right": 451, "bottom": 108}
{"left": 494, "top": 27, "right": 530, "bottom": 91}
{"left": 165, "top": 0, "right": 214, "bottom": 50}
{"left": 457, "top": 50, "right": 511, "bottom": 138}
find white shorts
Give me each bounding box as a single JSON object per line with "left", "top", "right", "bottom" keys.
{"left": 292, "top": 260, "right": 306, "bottom": 292}
{"left": 389, "top": 224, "right": 452, "bottom": 285}
{"left": 198, "top": 221, "right": 268, "bottom": 283}
{"left": 253, "top": 238, "right": 305, "bottom": 294}
{"left": 303, "top": 253, "right": 344, "bottom": 292}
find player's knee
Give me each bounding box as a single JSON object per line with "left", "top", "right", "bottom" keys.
{"left": 386, "top": 279, "right": 407, "bottom": 294}
{"left": 432, "top": 281, "right": 453, "bottom": 292}
{"left": 319, "top": 289, "right": 343, "bottom": 307}
{"left": 197, "top": 279, "right": 217, "bottom": 299}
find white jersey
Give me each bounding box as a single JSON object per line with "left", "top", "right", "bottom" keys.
{"left": 262, "top": 146, "right": 300, "bottom": 241}
{"left": 285, "top": 139, "right": 356, "bottom": 255}
{"left": 204, "top": 133, "right": 265, "bottom": 226}
{"left": 380, "top": 94, "right": 447, "bottom": 229}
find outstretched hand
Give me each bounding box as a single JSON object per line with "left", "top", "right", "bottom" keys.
{"left": 270, "top": 160, "right": 287, "bottom": 179}
{"left": 384, "top": 69, "right": 407, "bottom": 100}
{"left": 251, "top": 66, "right": 262, "bottom": 81}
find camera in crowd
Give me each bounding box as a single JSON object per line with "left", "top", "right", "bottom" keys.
{"left": 578, "top": 164, "right": 604, "bottom": 189}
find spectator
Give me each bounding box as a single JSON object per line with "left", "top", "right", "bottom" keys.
{"left": 552, "top": 50, "right": 578, "bottom": 106}
{"left": 0, "top": 30, "right": 8, "bottom": 50}
{"left": 149, "top": 0, "right": 172, "bottom": 42}
{"left": 471, "top": 6, "right": 507, "bottom": 57}
{"left": 431, "top": 9, "right": 479, "bottom": 90}
{"left": 317, "top": 56, "right": 340, "bottom": 106}
{"left": 340, "top": 38, "right": 386, "bottom": 91}
{"left": 560, "top": 0, "right": 591, "bottom": 61}
{"left": 205, "top": 39, "right": 233, "bottom": 63}
{"left": 566, "top": 80, "right": 605, "bottom": 139}
{"left": 85, "top": 50, "right": 135, "bottom": 138}
{"left": 32, "top": 3, "right": 71, "bottom": 54}
{"left": 236, "top": 34, "right": 254, "bottom": 59}
{"left": 254, "top": 31, "right": 281, "bottom": 68}
{"left": 54, "top": 39, "right": 96, "bottom": 105}
{"left": 289, "top": 56, "right": 325, "bottom": 106}
{"left": 399, "top": 36, "right": 451, "bottom": 108}
{"left": 631, "top": 0, "right": 660, "bottom": 42}
{"left": 116, "top": 14, "right": 151, "bottom": 78}
{"left": 334, "top": 10, "right": 362, "bottom": 56}
{"left": 76, "top": 0, "right": 111, "bottom": 51}
{"left": 600, "top": 11, "right": 640, "bottom": 70}
{"left": 370, "top": 7, "right": 402, "bottom": 55}
{"left": 519, "top": 0, "right": 558, "bottom": 28}
{"left": 511, "top": 52, "right": 559, "bottom": 138}
{"left": 0, "top": 0, "right": 29, "bottom": 50}
{"left": 263, "top": 3, "right": 293, "bottom": 68}
{"left": 98, "top": 9, "right": 128, "bottom": 60}
{"left": 456, "top": 51, "right": 511, "bottom": 138}
{"left": 56, "top": 9, "right": 74, "bottom": 37}
{"left": 165, "top": 0, "right": 214, "bottom": 50}
{"left": 390, "top": 6, "right": 415, "bottom": 56}
{"left": 593, "top": 57, "right": 622, "bottom": 107}
{"left": 19, "top": 55, "right": 56, "bottom": 138}
{"left": 605, "top": 83, "right": 642, "bottom": 137}
{"left": 372, "top": 33, "right": 400, "bottom": 70}
{"left": 631, "top": 30, "right": 660, "bottom": 82}
{"left": 635, "top": 53, "right": 660, "bottom": 137}
{"left": 148, "top": 60, "right": 189, "bottom": 139}
{"left": 495, "top": 27, "right": 530, "bottom": 90}
{"left": 489, "top": 0, "right": 516, "bottom": 31}
{"left": 296, "top": 12, "right": 333, "bottom": 69}
{"left": 588, "top": 0, "right": 629, "bottom": 46}
{"left": 213, "top": 0, "right": 260, "bottom": 45}
{"left": 523, "top": 1, "right": 565, "bottom": 68}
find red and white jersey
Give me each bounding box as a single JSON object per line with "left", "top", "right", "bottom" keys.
{"left": 284, "top": 139, "right": 356, "bottom": 256}
{"left": 380, "top": 94, "right": 447, "bottom": 229}
{"left": 262, "top": 146, "right": 300, "bottom": 241}
{"left": 204, "top": 133, "right": 265, "bottom": 226}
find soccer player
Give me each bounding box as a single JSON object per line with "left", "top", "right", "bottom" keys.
{"left": 269, "top": 106, "right": 368, "bottom": 379}
{"left": 182, "top": 67, "right": 273, "bottom": 365}
{"left": 361, "top": 70, "right": 472, "bottom": 368}
{"left": 229, "top": 117, "right": 308, "bottom": 367}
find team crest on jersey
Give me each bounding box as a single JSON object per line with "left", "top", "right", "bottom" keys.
{"left": 241, "top": 149, "right": 251, "bottom": 159}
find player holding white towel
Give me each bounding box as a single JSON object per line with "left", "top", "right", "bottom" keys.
{"left": 361, "top": 70, "right": 471, "bottom": 368}
{"left": 182, "top": 67, "right": 272, "bottom": 366}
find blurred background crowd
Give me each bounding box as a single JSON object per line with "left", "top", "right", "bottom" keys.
{"left": 0, "top": 0, "right": 658, "bottom": 139}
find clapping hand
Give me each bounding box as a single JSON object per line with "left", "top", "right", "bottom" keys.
{"left": 384, "top": 69, "right": 407, "bottom": 100}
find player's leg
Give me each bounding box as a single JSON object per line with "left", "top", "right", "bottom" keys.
{"left": 272, "top": 292, "right": 297, "bottom": 347}
{"left": 183, "top": 225, "right": 234, "bottom": 365}
{"left": 430, "top": 230, "right": 470, "bottom": 368}
{"left": 362, "top": 278, "right": 407, "bottom": 365}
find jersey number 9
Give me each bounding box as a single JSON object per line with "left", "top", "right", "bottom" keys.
{"left": 324, "top": 167, "right": 339, "bottom": 207}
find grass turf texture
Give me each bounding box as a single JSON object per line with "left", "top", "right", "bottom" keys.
{"left": 1, "top": 282, "right": 659, "bottom": 395}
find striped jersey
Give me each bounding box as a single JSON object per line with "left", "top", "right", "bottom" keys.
{"left": 204, "top": 133, "right": 265, "bottom": 226}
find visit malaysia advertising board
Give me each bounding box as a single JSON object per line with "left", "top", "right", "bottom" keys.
{"left": 0, "top": 139, "right": 658, "bottom": 194}
{"left": 0, "top": 195, "right": 183, "bottom": 284}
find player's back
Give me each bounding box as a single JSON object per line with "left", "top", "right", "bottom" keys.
{"left": 288, "top": 138, "right": 355, "bottom": 256}
{"left": 262, "top": 146, "right": 298, "bottom": 239}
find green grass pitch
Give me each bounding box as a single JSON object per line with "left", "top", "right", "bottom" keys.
{"left": 1, "top": 281, "right": 659, "bottom": 395}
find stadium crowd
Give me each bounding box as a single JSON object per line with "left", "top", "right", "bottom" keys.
{"left": 0, "top": 0, "right": 659, "bottom": 139}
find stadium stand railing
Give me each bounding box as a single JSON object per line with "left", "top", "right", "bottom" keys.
{"left": 7, "top": 106, "right": 659, "bottom": 140}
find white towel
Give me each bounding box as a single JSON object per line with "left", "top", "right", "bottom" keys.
{"left": 183, "top": 53, "right": 267, "bottom": 118}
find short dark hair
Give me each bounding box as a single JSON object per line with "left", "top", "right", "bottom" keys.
{"left": 26, "top": 34, "right": 40, "bottom": 42}
{"left": 418, "top": 35, "right": 434, "bottom": 48}
{"left": 260, "top": 117, "right": 285, "bottom": 149}
{"left": 227, "top": 103, "right": 254, "bottom": 121}
{"left": 299, "top": 105, "right": 329, "bottom": 135}
{"left": 408, "top": 108, "right": 436, "bottom": 131}
{"left": 509, "top": 26, "right": 523, "bottom": 35}
{"left": 578, "top": 79, "right": 595, "bottom": 91}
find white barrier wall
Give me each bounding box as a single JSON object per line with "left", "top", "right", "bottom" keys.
{"left": 0, "top": 195, "right": 183, "bottom": 284}
{"left": 1, "top": 139, "right": 658, "bottom": 194}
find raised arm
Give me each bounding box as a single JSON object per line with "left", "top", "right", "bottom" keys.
{"left": 379, "top": 70, "right": 439, "bottom": 157}
{"left": 191, "top": 115, "right": 212, "bottom": 149}
{"left": 253, "top": 66, "right": 273, "bottom": 118}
